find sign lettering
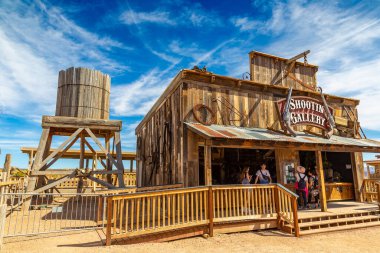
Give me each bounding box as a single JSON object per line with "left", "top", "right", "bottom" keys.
{"left": 277, "top": 96, "right": 333, "bottom": 130}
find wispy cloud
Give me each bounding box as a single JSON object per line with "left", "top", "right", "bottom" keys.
{"left": 227, "top": 0, "right": 380, "bottom": 130}
{"left": 119, "top": 3, "right": 222, "bottom": 28}
{"left": 0, "top": 0, "right": 128, "bottom": 120}
{"left": 230, "top": 17, "right": 259, "bottom": 31}
{"left": 111, "top": 67, "right": 175, "bottom": 117}
{"left": 120, "top": 10, "right": 176, "bottom": 25}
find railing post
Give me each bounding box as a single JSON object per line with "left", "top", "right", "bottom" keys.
{"left": 106, "top": 197, "right": 113, "bottom": 246}
{"left": 97, "top": 195, "right": 103, "bottom": 225}
{"left": 274, "top": 186, "right": 281, "bottom": 229}
{"left": 291, "top": 197, "right": 299, "bottom": 237}
{"left": 208, "top": 186, "right": 214, "bottom": 237}
{"left": 377, "top": 183, "right": 380, "bottom": 203}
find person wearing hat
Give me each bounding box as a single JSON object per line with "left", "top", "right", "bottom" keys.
{"left": 295, "top": 166, "right": 309, "bottom": 209}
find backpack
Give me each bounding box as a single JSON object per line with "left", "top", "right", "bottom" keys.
{"left": 314, "top": 176, "right": 319, "bottom": 188}
{"left": 298, "top": 173, "right": 306, "bottom": 190}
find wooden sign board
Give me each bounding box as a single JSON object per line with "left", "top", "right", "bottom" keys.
{"left": 277, "top": 96, "right": 334, "bottom": 130}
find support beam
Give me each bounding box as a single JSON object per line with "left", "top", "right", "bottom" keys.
{"left": 286, "top": 50, "right": 310, "bottom": 64}
{"left": 315, "top": 150, "right": 327, "bottom": 212}
{"left": 32, "top": 171, "right": 76, "bottom": 194}
{"left": 114, "top": 132, "right": 125, "bottom": 187}
{"left": 204, "top": 143, "right": 212, "bottom": 186}
{"left": 85, "top": 128, "right": 120, "bottom": 170}
{"left": 87, "top": 175, "right": 117, "bottom": 189}
{"left": 351, "top": 152, "right": 364, "bottom": 202}
{"left": 42, "top": 136, "right": 79, "bottom": 170}
{"left": 79, "top": 133, "right": 85, "bottom": 169}
{"left": 26, "top": 128, "right": 50, "bottom": 194}
{"left": 39, "top": 128, "right": 83, "bottom": 169}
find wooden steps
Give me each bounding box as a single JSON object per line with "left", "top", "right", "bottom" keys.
{"left": 300, "top": 221, "right": 380, "bottom": 235}
{"left": 292, "top": 210, "right": 380, "bottom": 235}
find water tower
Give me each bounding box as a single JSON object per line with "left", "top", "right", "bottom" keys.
{"left": 26, "top": 67, "right": 126, "bottom": 194}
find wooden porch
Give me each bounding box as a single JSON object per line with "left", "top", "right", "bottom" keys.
{"left": 294, "top": 201, "right": 380, "bottom": 235}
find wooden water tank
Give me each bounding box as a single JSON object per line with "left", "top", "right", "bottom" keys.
{"left": 55, "top": 67, "right": 110, "bottom": 120}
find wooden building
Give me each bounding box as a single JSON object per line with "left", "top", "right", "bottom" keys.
{"left": 364, "top": 155, "right": 380, "bottom": 179}
{"left": 135, "top": 51, "right": 380, "bottom": 211}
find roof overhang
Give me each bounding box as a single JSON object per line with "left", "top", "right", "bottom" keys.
{"left": 185, "top": 123, "right": 380, "bottom": 153}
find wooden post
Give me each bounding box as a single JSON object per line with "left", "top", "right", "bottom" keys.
{"left": 93, "top": 154, "right": 97, "bottom": 191}
{"left": 315, "top": 151, "right": 327, "bottom": 212}
{"left": 114, "top": 132, "right": 125, "bottom": 188}
{"left": 208, "top": 186, "right": 214, "bottom": 237}
{"left": 25, "top": 128, "right": 50, "bottom": 194}
{"left": 291, "top": 197, "right": 300, "bottom": 237}
{"left": 106, "top": 197, "right": 113, "bottom": 246}
{"left": 27, "top": 150, "right": 34, "bottom": 172}
{"left": 204, "top": 144, "right": 212, "bottom": 186}
{"left": 0, "top": 204, "right": 6, "bottom": 249}
{"left": 3, "top": 154, "right": 11, "bottom": 174}
{"left": 351, "top": 152, "right": 364, "bottom": 202}
{"left": 274, "top": 187, "right": 281, "bottom": 229}
{"left": 105, "top": 135, "right": 112, "bottom": 184}
{"left": 79, "top": 133, "right": 85, "bottom": 169}
{"left": 377, "top": 183, "right": 380, "bottom": 202}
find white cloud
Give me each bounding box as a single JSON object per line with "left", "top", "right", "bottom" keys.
{"left": 120, "top": 10, "right": 176, "bottom": 25}
{"left": 227, "top": 1, "right": 380, "bottom": 130}
{"left": 111, "top": 68, "right": 174, "bottom": 117}
{"left": 0, "top": 0, "right": 127, "bottom": 120}
{"left": 230, "top": 17, "right": 259, "bottom": 31}
{"left": 120, "top": 4, "right": 222, "bottom": 28}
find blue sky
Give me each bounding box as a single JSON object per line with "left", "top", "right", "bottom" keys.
{"left": 1, "top": 0, "right": 380, "bottom": 168}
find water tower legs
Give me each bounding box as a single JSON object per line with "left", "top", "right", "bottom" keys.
{"left": 24, "top": 116, "right": 126, "bottom": 209}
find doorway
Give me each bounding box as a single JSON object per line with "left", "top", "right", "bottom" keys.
{"left": 199, "top": 147, "right": 277, "bottom": 185}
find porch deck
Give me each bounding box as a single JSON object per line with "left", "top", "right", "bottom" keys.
{"left": 298, "top": 201, "right": 379, "bottom": 219}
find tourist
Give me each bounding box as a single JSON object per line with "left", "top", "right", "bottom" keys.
{"left": 307, "top": 170, "right": 319, "bottom": 208}
{"left": 241, "top": 166, "right": 252, "bottom": 185}
{"left": 295, "top": 166, "right": 308, "bottom": 209}
{"left": 254, "top": 163, "right": 272, "bottom": 184}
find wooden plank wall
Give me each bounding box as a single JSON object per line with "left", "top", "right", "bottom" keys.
{"left": 136, "top": 87, "right": 183, "bottom": 187}
{"left": 182, "top": 80, "right": 358, "bottom": 137}
{"left": 249, "top": 52, "right": 317, "bottom": 92}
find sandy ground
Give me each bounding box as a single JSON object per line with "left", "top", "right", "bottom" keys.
{"left": 3, "top": 226, "right": 380, "bottom": 253}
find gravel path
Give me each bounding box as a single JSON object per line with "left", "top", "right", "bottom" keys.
{"left": 3, "top": 226, "right": 380, "bottom": 253}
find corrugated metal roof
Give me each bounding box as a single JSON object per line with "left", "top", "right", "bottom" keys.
{"left": 185, "top": 123, "right": 380, "bottom": 149}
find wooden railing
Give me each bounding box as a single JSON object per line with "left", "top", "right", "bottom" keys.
{"left": 362, "top": 179, "right": 380, "bottom": 202}
{"left": 6, "top": 172, "right": 137, "bottom": 191}
{"left": 105, "top": 184, "right": 299, "bottom": 245}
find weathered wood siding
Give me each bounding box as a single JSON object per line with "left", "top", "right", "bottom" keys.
{"left": 136, "top": 86, "right": 183, "bottom": 187}
{"left": 249, "top": 52, "right": 318, "bottom": 92}
{"left": 182, "top": 78, "right": 358, "bottom": 137}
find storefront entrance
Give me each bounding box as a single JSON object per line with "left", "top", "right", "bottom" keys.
{"left": 198, "top": 147, "right": 276, "bottom": 185}
{"left": 299, "top": 151, "right": 355, "bottom": 201}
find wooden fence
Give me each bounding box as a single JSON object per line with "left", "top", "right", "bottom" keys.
{"left": 105, "top": 184, "right": 299, "bottom": 245}
{"left": 362, "top": 179, "right": 380, "bottom": 202}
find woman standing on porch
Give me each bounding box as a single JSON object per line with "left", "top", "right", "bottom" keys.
{"left": 295, "top": 166, "right": 309, "bottom": 209}
{"left": 254, "top": 163, "right": 272, "bottom": 184}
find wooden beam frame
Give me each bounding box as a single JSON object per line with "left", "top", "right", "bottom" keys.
{"left": 32, "top": 171, "right": 77, "bottom": 194}
{"left": 316, "top": 150, "right": 327, "bottom": 212}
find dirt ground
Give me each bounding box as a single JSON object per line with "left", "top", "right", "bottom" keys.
{"left": 3, "top": 226, "right": 380, "bottom": 253}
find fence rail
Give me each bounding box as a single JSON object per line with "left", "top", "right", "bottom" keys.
{"left": 105, "top": 184, "right": 299, "bottom": 245}
{"left": 1, "top": 193, "right": 105, "bottom": 238}
{"left": 362, "top": 179, "right": 380, "bottom": 202}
